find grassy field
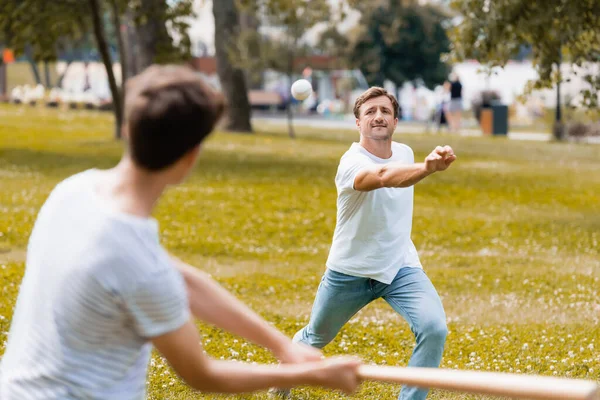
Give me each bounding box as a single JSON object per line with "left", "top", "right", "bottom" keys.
{"left": 0, "top": 103, "right": 599, "bottom": 399}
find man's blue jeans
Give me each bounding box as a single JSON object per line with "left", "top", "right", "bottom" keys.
{"left": 293, "top": 267, "right": 447, "bottom": 400}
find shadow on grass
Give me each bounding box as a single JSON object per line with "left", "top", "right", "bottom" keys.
{"left": 0, "top": 148, "right": 118, "bottom": 175}
{"left": 0, "top": 146, "right": 337, "bottom": 183}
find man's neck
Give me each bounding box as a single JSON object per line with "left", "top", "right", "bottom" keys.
{"left": 97, "top": 157, "right": 167, "bottom": 218}
{"left": 359, "top": 136, "right": 393, "bottom": 159}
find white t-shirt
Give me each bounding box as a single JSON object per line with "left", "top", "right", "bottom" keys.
{"left": 326, "top": 142, "right": 422, "bottom": 284}
{"left": 0, "top": 169, "right": 190, "bottom": 400}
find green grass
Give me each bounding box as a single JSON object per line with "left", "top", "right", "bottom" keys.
{"left": 1, "top": 103, "right": 599, "bottom": 399}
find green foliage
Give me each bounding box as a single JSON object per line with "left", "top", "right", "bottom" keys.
{"left": 234, "top": 0, "right": 333, "bottom": 74}
{"left": 348, "top": 2, "right": 452, "bottom": 88}
{"left": 315, "top": 25, "right": 350, "bottom": 63}
{"left": 0, "top": 0, "right": 88, "bottom": 62}
{"left": 0, "top": 0, "right": 194, "bottom": 65}
{"left": 131, "top": 0, "right": 195, "bottom": 64}
{"left": 1, "top": 105, "right": 599, "bottom": 399}
{"left": 449, "top": 0, "right": 600, "bottom": 111}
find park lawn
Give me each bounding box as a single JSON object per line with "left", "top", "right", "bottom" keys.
{"left": 0, "top": 103, "right": 599, "bottom": 399}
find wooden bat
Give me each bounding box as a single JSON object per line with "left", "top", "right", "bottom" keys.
{"left": 358, "top": 365, "right": 600, "bottom": 400}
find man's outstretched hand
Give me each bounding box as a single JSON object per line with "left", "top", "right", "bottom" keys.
{"left": 424, "top": 145, "right": 456, "bottom": 173}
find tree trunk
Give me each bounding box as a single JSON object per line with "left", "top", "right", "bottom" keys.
{"left": 43, "top": 60, "right": 52, "bottom": 87}
{"left": 0, "top": 61, "right": 6, "bottom": 98}
{"left": 135, "top": 0, "right": 171, "bottom": 71}
{"left": 285, "top": 33, "right": 297, "bottom": 139}
{"left": 56, "top": 60, "right": 72, "bottom": 88}
{"left": 286, "top": 67, "right": 295, "bottom": 139}
{"left": 555, "top": 64, "right": 562, "bottom": 124}
{"left": 25, "top": 46, "right": 42, "bottom": 85}
{"left": 123, "top": 8, "right": 140, "bottom": 78}
{"left": 89, "top": 0, "right": 123, "bottom": 139}
{"left": 213, "top": 0, "right": 253, "bottom": 132}
{"left": 109, "top": 0, "right": 127, "bottom": 105}
{"left": 553, "top": 54, "right": 564, "bottom": 141}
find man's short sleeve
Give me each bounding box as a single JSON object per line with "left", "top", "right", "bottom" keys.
{"left": 124, "top": 267, "right": 190, "bottom": 339}
{"left": 335, "top": 152, "right": 372, "bottom": 192}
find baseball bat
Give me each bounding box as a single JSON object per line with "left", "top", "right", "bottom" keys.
{"left": 358, "top": 365, "right": 599, "bottom": 400}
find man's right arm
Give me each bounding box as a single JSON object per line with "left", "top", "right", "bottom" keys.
{"left": 354, "top": 162, "right": 432, "bottom": 191}
{"left": 151, "top": 319, "right": 362, "bottom": 394}
{"left": 353, "top": 145, "right": 456, "bottom": 192}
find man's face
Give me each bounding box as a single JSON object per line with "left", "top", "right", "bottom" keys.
{"left": 356, "top": 96, "right": 398, "bottom": 139}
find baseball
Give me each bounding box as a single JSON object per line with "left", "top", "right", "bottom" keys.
{"left": 291, "top": 79, "right": 312, "bottom": 101}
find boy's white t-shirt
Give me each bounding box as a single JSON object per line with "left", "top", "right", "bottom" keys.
{"left": 0, "top": 169, "right": 190, "bottom": 400}
{"left": 326, "top": 142, "right": 422, "bottom": 284}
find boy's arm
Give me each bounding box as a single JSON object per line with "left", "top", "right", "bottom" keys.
{"left": 354, "top": 145, "right": 456, "bottom": 192}
{"left": 151, "top": 318, "right": 361, "bottom": 394}
{"left": 171, "top": 256, "right": 321, "bottom": 364}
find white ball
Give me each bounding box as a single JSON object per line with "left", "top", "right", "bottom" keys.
{"left": 291, "top": 79, "right": 312, "bottom": 101}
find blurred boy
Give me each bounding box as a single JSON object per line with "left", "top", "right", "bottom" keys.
{"left": 0, "top": 65, "right": 361, "bottom": 399}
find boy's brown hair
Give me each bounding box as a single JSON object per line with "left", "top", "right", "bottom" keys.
{"left": 124, "top": 65, "right": 225, "bottom": 171}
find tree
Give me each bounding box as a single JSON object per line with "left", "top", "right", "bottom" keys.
{"left": 130, "top": 0, "right": 194, "bottom": 71}
{"left": 213, "top": 0, "right": 253, "bottom": 133}
{"left": 0, "top": 0, "right": 88, "bottom": 87}
{"left": 448, "top": 0, "right": 600, "bottom": 127}
{"left": 0, "top": 0, "right": 195, "bottom": 139}
{"left": 109, "top": 0, "right": 128, "bottom": 106}
{"left": 348, "top": 1, "right": 451, "bottom": 90}
{"left": 89, "top": 0, "right": 123, "bottom": 138}
{"left": 236, "top": 0, "right": 333, "bottom": 138}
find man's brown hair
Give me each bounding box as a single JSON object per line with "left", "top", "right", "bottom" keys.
{"left": 124, "top": 65, "right": 225, "bottom": 171}
{"left": 353, "top": 87, "right": 400, "bottom": 119}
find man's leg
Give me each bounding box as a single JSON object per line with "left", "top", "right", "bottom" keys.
{"left": 270, "top": 269, "right": 373, "bottom": 397}
{"left": 380, "top": 267, "right": 448, "bottom": 400}
{"left": 294, "top": 269, "right": 374, "bottom": 348}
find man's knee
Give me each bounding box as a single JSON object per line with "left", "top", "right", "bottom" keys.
{"left": 419, "top": 318, "right": 448, "bottom": 344}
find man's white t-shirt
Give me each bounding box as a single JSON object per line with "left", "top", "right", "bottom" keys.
{"left": 0, "top": 169, "right": 190, "bottom": 400}
{"left": 326, "top": 142, "right": 422, "bottom": 284}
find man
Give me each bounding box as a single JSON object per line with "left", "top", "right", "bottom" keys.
{"left": 288, "top": 87, "right": 456, "bottom": 400}
{"left": 447, "top": 72, "right": 463, "bottom": 133}
{"left": 0, "top": 65, "right": 361, "bottom": 399}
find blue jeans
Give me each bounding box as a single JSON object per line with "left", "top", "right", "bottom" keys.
{"left": 293, "top": 267, "right": 447, "bottom": 400}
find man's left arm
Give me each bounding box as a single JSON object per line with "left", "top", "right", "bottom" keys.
{"left": 170, "top": 255, "right": 322, "bottom": 364}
